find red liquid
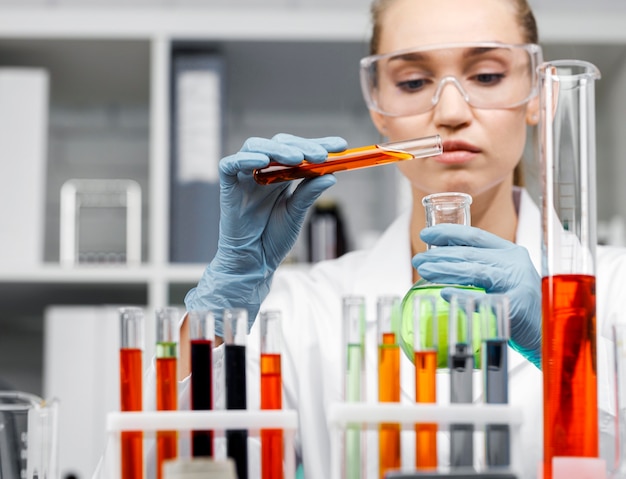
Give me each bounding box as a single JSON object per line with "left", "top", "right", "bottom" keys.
{"left": 254, "top": 145, "right": 413, "bottom": 184}
{"left": 156, "top": 356, "right": 178, "bottom": 479}
{"left": 261, "top": 353, "right": 283, "bottom": 479}
{"left": 542, "top": 274, "right": 598, "bottom": 479}
{"left": 379, "top": 332, "right": 401, "bottom": 479}
{"left": 414, "top": 350, "right": 438, "bottom": 470}
{"left": 120, "top": 348, "right": 143, "bottom": 479}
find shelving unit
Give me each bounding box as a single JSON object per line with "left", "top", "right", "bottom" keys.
{"left": 0, "top": 6, "right": 624, "bottom": 477}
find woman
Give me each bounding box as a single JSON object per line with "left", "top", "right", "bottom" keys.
{"left": 182, "top": 0, "right": 621, "bottom": 477}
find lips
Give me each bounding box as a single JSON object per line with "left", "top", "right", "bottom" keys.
{"left": 438, "top": 139, "right": 481, "bottom": 164}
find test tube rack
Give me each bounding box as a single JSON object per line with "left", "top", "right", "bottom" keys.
{"left": 327, "top": 402, "right": 524, "bottom": 479}
{"left": 100, "top": 409, "right": 298, "bottom": 479}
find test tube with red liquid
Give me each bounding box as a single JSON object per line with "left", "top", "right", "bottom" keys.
{"left": 119, "top": 307, "right": 144, "bottom": 479}
{"left": 539, "top": 60, "right": 601, "bottom": 479}
{"left": 155, "top": 307, "right": 179, "bottom": 479}
{"left": 189, "top": 310, "right": 215, "bottom": 457}
{"left": 412, "top": 295, "right": 438, "bottom": 470}
{"left": 253, "top": 135, "right": 442, "bottom": 185}
{"left": 260, "top": 310, "right": 283, "bottom": 479}
{"left": 224, "top": 308, "right": 249, "bottom": 479}
{"left": 377, "top": 295, "right": 401, "bottom": 479}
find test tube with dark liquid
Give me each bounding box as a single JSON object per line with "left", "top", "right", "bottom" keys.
{"left": 189, "top": 310, "right": 215, "bottom": 457}
{"left": 224, "top": 308, "right": 249, "bottom": 479}
{"left": 448, "top": 295, "right": 474, "bottom": 469}
{"left": 342, "top": 296, "right": 366, "bottom": 479}
{"left": 479, "top": 295, "right": 510, "bottom": 468}
{"left": 412, "top": 295, "right": 438, "bottom": 470}
{"left": 260, "top": 310, "right": 284, "bottom": 479}
{"left": 155, "top": 307, "right": 179, "bottom": 479}
{"left": 253, "top": 135, "right": 442, "bottom": 185}
{"left": 377, "top": 296, "right": 402, "bottom": 479}
{"left": 119, "top": 307, "right": 144, "bottom": 479}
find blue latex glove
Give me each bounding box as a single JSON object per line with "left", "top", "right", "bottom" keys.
{"left": 413, "top": 223, "right": 542, "bottom": 368}
{"left": 185, "top": 133, "right": 347, "bottom": 336}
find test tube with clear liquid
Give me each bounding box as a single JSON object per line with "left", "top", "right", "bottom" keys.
{"left": 400, "top": 192, "right": 483, "bottom": 368}
{"left": 479, "top": 294, "right": 510, "bottom": 468}
{"left": 253, "top": 135, "right": 442, "bottom": 185}
{"left": 412, "top": 295, "right": 438, "bottom": 470}
{"left": 119, "top": 307, "right": 144, "bottom": 479}
{"left": 189, "top": 310, "right": 215, "bottom": 457}
{"left": 156, "top": 307, "right": 179, "bottom": 479}
{"left": 260, "top": 310, "right": 284, "bottom": 479}
{"left": 342, "top": 296, "right": 366, "bottom": 479}
{"left": 539, "top": 60, "right": 601, "bottom": 479}
{"left": 377, "top": 296, "right": 402, "bottom": 479}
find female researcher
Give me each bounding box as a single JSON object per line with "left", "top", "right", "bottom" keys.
{"left": 182, "top": 0, "right": 625, "bottom": 476}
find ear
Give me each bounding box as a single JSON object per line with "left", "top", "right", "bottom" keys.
{"left": 526, "top": 94, "right": 539, "bottom": 126}
{"left": 369, "top": 109, "right": 388, "bottom": 136}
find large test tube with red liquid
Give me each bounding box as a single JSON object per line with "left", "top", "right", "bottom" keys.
{"left": 260, "top": 310, "right": 283, "bottom": 479}
{"left": 539, "top": 60, "right": 601, "bottom": 479}
{"left": 119, "top": 307, "right": 144, "bottom": 479}
{"left": 155, "top": 307, "right": 179, "bottom": 479}
{"left": 189, "top": 310, "right": 215, "bottom": 457}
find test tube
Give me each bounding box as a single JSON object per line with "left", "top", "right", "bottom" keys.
{"left": 413, "top": 295, "right": 438, "bottom": 470}
{"left": 342, "top": 296, "right": 366, "bottom": 479}
{"left": 539, "top": 60, "right": 601, "bottom": 479}
{"left": 479, "top": 295, "right": 510, "bottom": 468}
{"left": 189, "top": 310, "right": 215, "bottom": 457}
{"left": 119, "top": 307, "right": 144, "bottom": 479}
{"left": 448, "top": 295, "right": 474, "bottom": 469}
{"left": 156, "top": 307, "right": 179, "bottom": 479}
{"left": 377, "top": 295, "right": 401, "bottom": 479}
{"left": 260, "top": 310, "right": 283, "bottom": 479}
{"left": 224, "top": 308, "right": 248, "bottom": 479}
{"left": 253, "top": 134, "right": 442, "bottom": 185}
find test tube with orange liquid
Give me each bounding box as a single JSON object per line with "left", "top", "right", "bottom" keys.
{"left": 377, "top": 296, "right": 401, "bottom": 479}
{"left": 412, "top": 295, "right": 438, "bottom": 470}
{"left": 155, "top": 307, "right": 179, "bottom": 479}
{"left": 260, "top": 310, "right": 283, "bottom": 479}
{"left": 119, "top": 307, "right": 144, "bottom": 479}
{"left": 253, "top": 135, "right": 442, "bottom": 185}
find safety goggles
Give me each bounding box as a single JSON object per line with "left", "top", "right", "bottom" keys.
{"left": 360, "top": 42, "right": 543, "bottom": 117}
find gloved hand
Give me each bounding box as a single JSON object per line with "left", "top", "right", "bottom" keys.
{"left": 185, "top": 133, "right": 348, "bottom": 336}
{"left": 413, "top": 223, "right": 542, "bottom": 368}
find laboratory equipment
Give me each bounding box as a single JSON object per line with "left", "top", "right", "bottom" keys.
{"left": 119, "top": 307, "right": 144, "bottom": 479}
{"left": 156, "top": 307, "right": 179, "bottom": 479}
{"left": 449, "top": 295, "right": 475, "bottom": 468}
{"left": 307, "top": 199, "right": 348, "bottom": 263}
{"left": 0, "top": 391, "right": 59, "bottom": 479}
{"left": 253, "top": 135, "right": 442, "bottom": 185}
{"left": 378, "top": 296, "right": 402, "bottom": 479}
{"left": 342, "top": 296, "right": 366, "bottom": 479}
{"left": 539, "top": 59, "right": 601, "bottom": 479}
{"left": 413, "top": 295, "right": 438, "bottom": 470}
{"left": 163, "top": 458, "right": 237, "bottom": 479}
{"left": 260, "top": 310, "right": 283, "bottom": 479}
{"left": 224, "top": 308, "right": 249, "bottom": 479}
{"left": 480, "top": 295, "right": 510, "bottom": 468}
{"left": 401, "top": 192, "right": 483, "bottom": 368}
{"left": 189, "top": 310, "right": 215, "bottom": 457}
{"left": 613, "top": 321, "right": 626, "bottom": 476}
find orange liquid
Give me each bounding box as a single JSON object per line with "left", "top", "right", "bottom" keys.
{"left": 414, "top": 350, "right": 437, "bottom": 470}
{"left": 542, "top": 274, "right": 598, "bottom": 479}
{"left": 254, "top": 145, "right": 413, "bottom": 184}
{"left": 156, "top": 356, "right": 178, "bottom": 479}
{"left": 120, "top": 348, "right": 143, "bottom": 479}
{"left": 261, "top": 353, "right": 283, "bottom": 479}
{"left": 379, "top": 332, "right": 401, "bottom": 479}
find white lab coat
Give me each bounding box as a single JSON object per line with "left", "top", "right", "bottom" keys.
{"left": 167, "top": 187, "right": 624, "bottom": 479}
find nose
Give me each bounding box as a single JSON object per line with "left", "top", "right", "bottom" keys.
{"left": 431, "top": 77, "right": 473, "bottom": 128}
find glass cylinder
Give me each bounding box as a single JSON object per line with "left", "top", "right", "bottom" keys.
{"left": 539, "top": 60, "right": 601, "bottom": 479}
{"left": 400, "top": 192, "right": 483, "bottom": 368}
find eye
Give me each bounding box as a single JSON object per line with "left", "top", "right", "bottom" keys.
{"left": 396, "top": 77, "right": 431, "bottom": 93}
{"left": 472, "top": 72, "right": 506, "bottom": 86}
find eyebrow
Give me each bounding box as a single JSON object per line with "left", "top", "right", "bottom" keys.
{"left": 388, "top": 46, "right": 500, "bottom": 63}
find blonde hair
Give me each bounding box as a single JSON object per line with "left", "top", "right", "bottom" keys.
{"left": 368, "top": 0, "right": 538, "bottom": 187}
